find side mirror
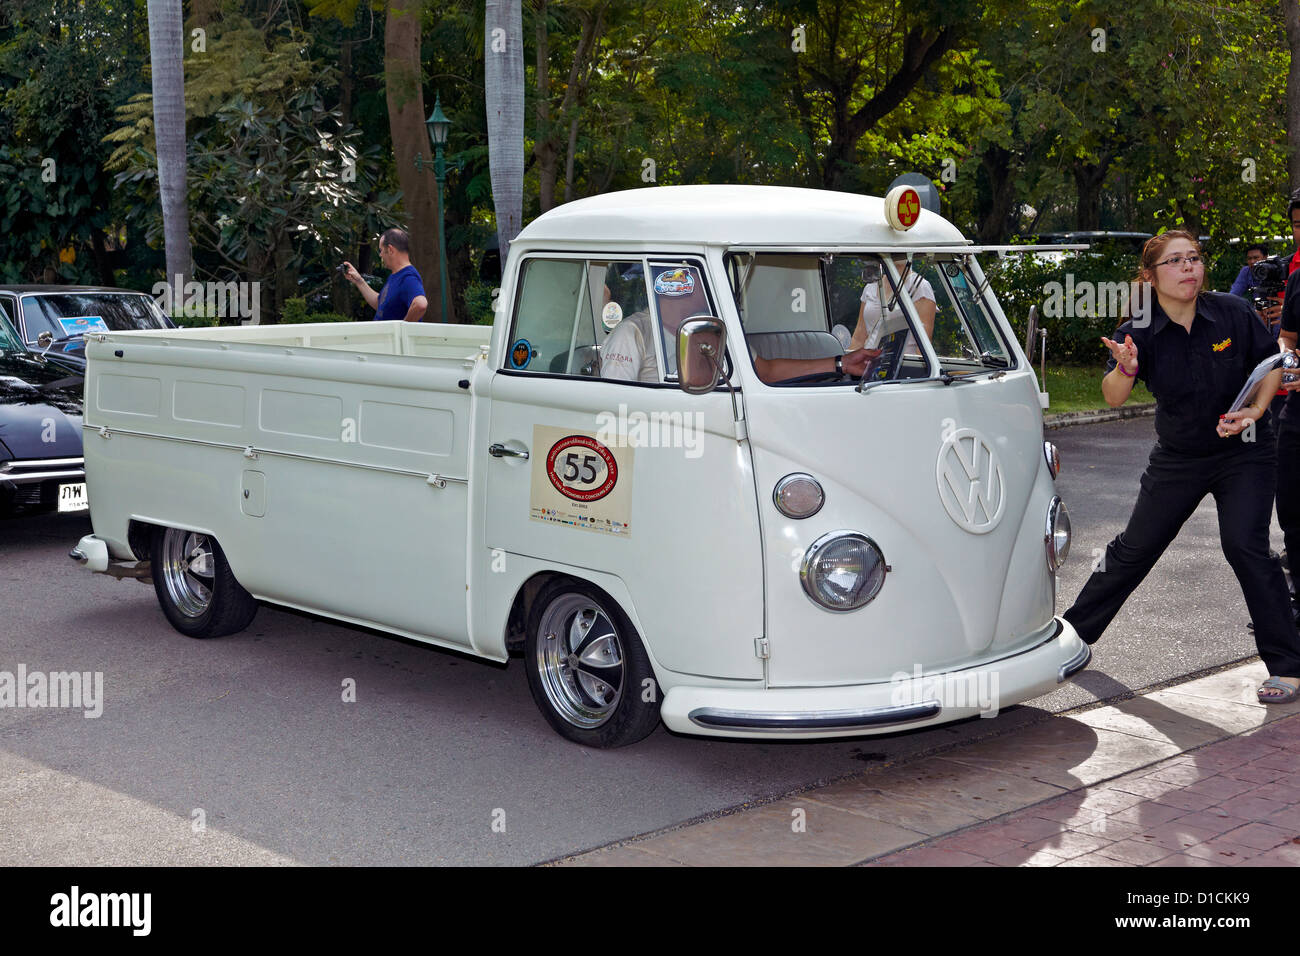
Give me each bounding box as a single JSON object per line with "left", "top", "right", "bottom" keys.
{"left": 1024, "top": 304, "right": 1038, "bottom": 357}
{"left": 37, "top": 331, "right": 53, "bottom": 349}
{"left": 677, "top": 315, "right": 726, "bottom": 394}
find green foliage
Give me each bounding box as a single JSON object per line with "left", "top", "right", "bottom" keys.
{"left": 1042, "top": 364, "right": 1154, "bottom": 414}
{"left": 0, "top": 0, "right": 141, "bottom": 284}
{"left": 0, "top": 146, "right": 110, "bottom": 283}
{"left": 950, "top": 0, "right": 1290, "bottom": 242}
{"left": 104, "top": 13, "right": 325, "bottom": 171}
{"left": 991, "top": 240, "right": 1257, "bottom": 367}
{"left": 1, "top": 0, "right": 1297, "bottom": 332}
{"left": 170, "top": 312, "right": 219, "bottom": 328}
{"left": 280, "top": 296, "right": 310, "bottom": 324}
{"left": 988, "top": 243, "right": 1142, "bottom": 364}
{"left": 109, "top": 35, "right": 399, "bottom": 315}
{"left": 461, "top": 279, "right": 499, "bottom": 326}
{"left": 281, "top": 296, "right": 352, "bottom": 323}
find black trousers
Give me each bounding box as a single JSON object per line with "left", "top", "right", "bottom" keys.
{"left": 1276, "top": 419, "right": 1300, "bottom": 601}
{"left": 1064, "top": 438, "right": 1300, "bottom": 676}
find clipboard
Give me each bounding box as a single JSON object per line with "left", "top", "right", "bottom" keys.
{"left": 1227, "top": 353, "right": 1297, "bottom": 412}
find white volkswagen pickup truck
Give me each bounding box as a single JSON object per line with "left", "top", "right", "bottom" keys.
{"left": 72, "top": 184, "right": 1088, "bottom": 747}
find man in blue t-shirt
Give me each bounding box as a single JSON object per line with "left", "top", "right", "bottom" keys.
{"left": 342, "top": 228, "right": 428, "bottom": 321}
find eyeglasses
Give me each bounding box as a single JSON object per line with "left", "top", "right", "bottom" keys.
{"left": 1154, "top": 254, "right": 1203, "bottom": 268}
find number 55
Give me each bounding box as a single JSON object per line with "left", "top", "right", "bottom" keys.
{"left": 563, "top": 453, "right": 599, "bottom": 483}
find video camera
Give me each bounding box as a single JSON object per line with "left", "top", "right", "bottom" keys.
{"left": 1248, "top": 255, "right": 1289, "bottom": 312}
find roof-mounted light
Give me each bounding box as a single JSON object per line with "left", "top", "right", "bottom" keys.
{"left": 884, "top": 185, "right": 922, "bottom": 232}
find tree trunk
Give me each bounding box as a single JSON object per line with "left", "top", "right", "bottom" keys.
{"left": 976, "top": 145, "right": 1016, "bottom": 243}
{"left": 333, "top": 34, "right": 356, "bottom": 315}
{"left": 146, "top": 0, "right": 190, "bottom": 291}
{"left": 534, "top": 4, "right": 604, "bottom": 213}
{"left": 274, "top": 233, "right": 297, "bottom": 322}
{"left": 563, "top": 116, "right": 580, "bottom": 202}
{"left": 385, "top": 0, "right": 448, "bottom": 321}
{"left": 534, "top": 0, "right": 557, "bottom": 212}
{"left": 486, "top": 0, "right": 526, "bottom": 260}
{"left": 1072, "top": 160, "right": 1110, "bottom": 232}
{"left": 820, "top": 25, "right": 960, "bottom": 190}
{"left": 91, "top": 229, "right": 113, "bottom": 286}
{"left": 1287, "top": 0, "right": 1300, "bottom": 196}
{"left": 340, "top": 37, "right": 354, "bottom": 127}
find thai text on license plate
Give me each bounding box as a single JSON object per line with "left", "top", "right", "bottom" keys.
{"left": 57, "top": 483, "right": 89, "bottom": 513}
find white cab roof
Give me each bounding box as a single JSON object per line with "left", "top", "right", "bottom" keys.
{"left": 513, "top": 184, "right": 968, "bottom": 248}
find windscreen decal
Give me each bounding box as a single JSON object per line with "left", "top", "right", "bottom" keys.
{"left": 509, "top": 338, "right": 533, "bottom": 369}
{"left": 653, "top": 269, "right": 695, "bottom": 297}
{"left": 56, "top": 316, "right": 108, "bottom": 338}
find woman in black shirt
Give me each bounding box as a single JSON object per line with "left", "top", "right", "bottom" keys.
{"left": 1063, "top": 230, "right": 1300, "bottom": 702}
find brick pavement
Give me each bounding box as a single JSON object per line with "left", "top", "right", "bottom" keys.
{"left": 870, "top": 713, "right": 1300, "bottom": 867}
{"left": 555, "top": 661, "right": 1300, "bottom": 867}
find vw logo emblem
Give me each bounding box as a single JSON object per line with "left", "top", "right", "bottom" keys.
{"left": 936, "top": 427, "right": 1006, "bottom": 534}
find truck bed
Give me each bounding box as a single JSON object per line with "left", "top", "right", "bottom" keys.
{"left": 172, "top": 319, "right": 492, "bottom": 360}
{"left": 82, "top": 320, "right": 492, "bottom": 651}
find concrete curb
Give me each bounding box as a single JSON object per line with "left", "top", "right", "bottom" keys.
{"left": 1044, "top": 402, "right": 1156, "bottom": 430}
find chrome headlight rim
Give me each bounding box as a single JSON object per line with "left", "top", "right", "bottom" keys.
{"left": 799, "top": 530, "right": 889, "bottom": 613}
{"left": 773, "top": 472, "right": 825, "bottom": 519}
{"left": 1044, "top": 441, "right": 1060, "bottom": 479}
{"left": 1045, "top": 496, "right": 1071, "bottom": 572}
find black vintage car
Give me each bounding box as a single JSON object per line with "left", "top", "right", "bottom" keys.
{"left": 0, "top": 285, "right": 173, "bottom": 371}
{"left": 0, "top": 303, "right": 86, "bottom": 517}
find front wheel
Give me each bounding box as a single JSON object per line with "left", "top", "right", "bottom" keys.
{"left": 150, "top": 526, "right": 258, "bottom": 638}
{"left": 524, "top": 580, "right": 660, "bottom": 748}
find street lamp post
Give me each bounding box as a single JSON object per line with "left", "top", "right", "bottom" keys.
{"left": 415, "top": 94, "right": 453, "bottom": 322}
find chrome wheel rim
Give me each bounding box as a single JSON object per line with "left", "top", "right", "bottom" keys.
{"left": 536, "top": 594, "right": 625, "bottom": 729}
{"left": 161, "top": 529, "right": 215, "bottom": 619}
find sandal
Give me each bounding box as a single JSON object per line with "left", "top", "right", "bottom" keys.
{"left": 1257, "top": 676, "right": 1300, "bottom": 704}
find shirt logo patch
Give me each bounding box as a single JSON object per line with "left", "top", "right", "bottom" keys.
{"left": 1212, "top": 338, "right": 1232, "bottom": 352}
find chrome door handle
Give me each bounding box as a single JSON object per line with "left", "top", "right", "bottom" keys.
{"left": 489, "top": 443, "right": 529, "bottom": 460}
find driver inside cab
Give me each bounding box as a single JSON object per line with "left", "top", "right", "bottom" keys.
{"left": 601, "top": 272, "right": 880, "bottom": 385}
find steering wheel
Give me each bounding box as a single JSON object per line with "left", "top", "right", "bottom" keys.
{"left": 771, "top": 370, "right": 847, "bottom": 386}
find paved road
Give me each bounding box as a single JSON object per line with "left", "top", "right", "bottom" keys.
{"left": 0, "top": 416, "right": 1280, "bottom": 865}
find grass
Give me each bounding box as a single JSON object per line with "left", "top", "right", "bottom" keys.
{"left": 1036, "top": 363, "right": 1154, "bottom": 416}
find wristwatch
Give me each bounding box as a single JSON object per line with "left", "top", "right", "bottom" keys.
{"left": 835, "top": 354, "right": 844, "bottom": 375}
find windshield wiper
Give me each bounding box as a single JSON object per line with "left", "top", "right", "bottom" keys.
{"left": 857, "top": 370, "right": 977, "bottom": 393}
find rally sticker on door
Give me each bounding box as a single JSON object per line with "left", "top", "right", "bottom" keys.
{"left": 529, "top": 425, "right": 633, "bottom": 536}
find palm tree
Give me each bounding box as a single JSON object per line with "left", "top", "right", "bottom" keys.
{"left": 147, "top": 0, "right": 191, "bottom": 294}
{"left": 485, "top": 0, "right": 524, "bottom": 262}
{"left": 385, "top": 0, "right": 445, "bottom": 319}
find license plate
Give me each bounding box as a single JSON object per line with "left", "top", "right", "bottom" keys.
{"left": 57, "top": 482, "right": 89, "bottom": 513}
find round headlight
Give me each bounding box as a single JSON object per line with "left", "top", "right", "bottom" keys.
{"left": 1046, "top": 496, "right": 1071, "bottom": 571}
{"left": 1044, "top": 441, "right": 1061, "bottom": 479}
{"left": 774, "top": 473, "right": 825, "bottom": 519}
{"left": 800, "top": 532, "right": 888, "bottom": 612}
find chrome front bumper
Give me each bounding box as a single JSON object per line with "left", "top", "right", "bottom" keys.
{"left": 0, "top": 457, "right": 85, "bottom": 485}
{"left": 661, "top": 618, "right": 1088, "bottom": 739}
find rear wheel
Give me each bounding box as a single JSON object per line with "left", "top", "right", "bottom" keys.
{"left": 150, "top": 526, "right": 257, "bottom": 638}
{"left": 524, "top": 580, "right": 660, "bottom": 748}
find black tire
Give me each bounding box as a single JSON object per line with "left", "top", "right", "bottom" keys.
{"left": 150, "top": 526, "right": 258, "bottom": 638}
{"left": 524, "top": 579, "right": 660, "bottom": 748}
